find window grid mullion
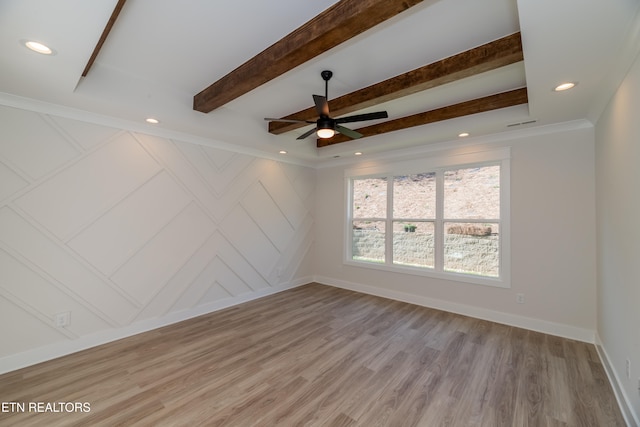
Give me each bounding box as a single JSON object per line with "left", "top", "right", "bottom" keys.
{"left": 386, "top": 177, "right": 394, "bottom": 266}
{"left": 435, "top": 169, "right": 444, "bottom": 272}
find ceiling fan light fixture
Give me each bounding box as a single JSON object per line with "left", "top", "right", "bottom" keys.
{"left": 317, "top": 128, "right": 335, "bottom": 139}
{"left": 316, "top": 117, "right": 335, "bottom": 139}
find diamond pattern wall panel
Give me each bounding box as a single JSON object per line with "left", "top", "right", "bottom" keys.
{"left": 0, "top": 207, "right": 139, "bottom": 324}
{"left": 15, "top": 133, "right": 161, "bottom": 240}
{"left": 110, "top": 203, "right": 215, "bottom": 305}
{"left": 242, "top": 182, "right": 295, "bottom": 252}
{"left": 0, "top": 295, "right": 66, "bottom": 356}
{"left": 0, "top": 105, "right": 315, "bottom": 362}
{"left": 67, "top": 171, "right": 192, "bottom": 276}
{"left": 0, "top": 161, "right": 28, "bottom": 202}
{"left": 0, "top": 106, "right": 81, "bottom": 180}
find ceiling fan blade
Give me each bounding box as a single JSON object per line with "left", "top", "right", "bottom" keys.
{"left": 335, "top": 111, "right": 388, "bottom": 124}
{"left": 296, "top": 127, "right": 318, "bottom": 140}
{"left": 313, "top": 94, "right": 330, "bottom": 117}
{"left": 336, "top": 124, "right": 363, "bottom": 139}
{"left": 264, "top": 117, "right": 314, "bottom": 123}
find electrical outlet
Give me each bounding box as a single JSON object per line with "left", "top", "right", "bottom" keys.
{"left": 54, "top": 311, "right": 71, "bottom": 328}
{"left": 516, "top": 293, "right": 525, "bottom": 304}
{"left": 626, "top": 359, "right": 631, "bottom": 379}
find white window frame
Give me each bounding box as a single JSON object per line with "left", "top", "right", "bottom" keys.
{"left": 345, "top": 147, "right": 511, "bottom": 288}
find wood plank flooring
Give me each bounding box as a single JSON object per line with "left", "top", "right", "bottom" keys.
{"left": 0, "top": 283, "right": 626, "bottom": 426}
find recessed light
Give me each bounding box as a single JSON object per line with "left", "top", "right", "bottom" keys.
{"left": 354, "top": 152, "right": 362, "bottom": 156}
{"left": 554, "top": 82, "right": 576, "bottom": 92}
{"left": 23, "top": 40, "right": 54, "bottom": 55}
{"left": 458, "top": 132, "right": 470, "bottom": 138}
{"left": 145, "top": 118, "right": 159, "bottom": 124}
{"left": 279, "top": 150, "right": 287, "bottom": 154}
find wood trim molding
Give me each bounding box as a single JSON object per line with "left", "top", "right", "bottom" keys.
{"left": 270, "top": 33, "right": 524, "bottom": 135}
{"left": 193, "top": 0, "right": 425, "bottom": 113}
{"left": 317, "top": 87, "right": 529, "bottom": 147}
{"left": 81, "top": 0, "right": 128, "bottom": 77}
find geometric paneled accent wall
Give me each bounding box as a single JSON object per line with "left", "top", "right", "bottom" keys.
{"left": 0, "top": 105, "right": 315, "bottom": 362}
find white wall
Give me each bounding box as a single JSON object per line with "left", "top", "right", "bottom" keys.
{"left": 595, "top": 48, "right": 640, "bottom": 422}
{"left": 0, "top": 105, "right": 315, "bottom": 373}
{"left": 314, "top": 126, "right": 597, "bottom": 341}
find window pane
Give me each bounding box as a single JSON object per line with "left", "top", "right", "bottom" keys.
{"left": 352, "top": 221, "right": 385, "bottom": 263}
{"left": 393, "top": 173, "right": 436, "bottom": 219}
{"left": 444, "top": 166, "right": 500, "bottom": 219}
{"left": 353, "top": 178, "right": 387, "bottom": 218}
{"left": 393, "top": 221, "right": 434, "bottom": 268}
{"left": 444, "top": 222, "right": 499, "bottom": 277}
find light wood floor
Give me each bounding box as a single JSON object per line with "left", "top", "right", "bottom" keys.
{"left": 0, "top": 283, "right": 626, "bottom": 426}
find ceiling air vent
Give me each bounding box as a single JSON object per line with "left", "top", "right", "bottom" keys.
{"left": 507, "top": 120, "right": 537, "bottom": 128}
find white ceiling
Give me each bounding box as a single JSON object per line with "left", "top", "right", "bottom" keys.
{"left": 1, "top": 0, "right": 639, "bottom": 165}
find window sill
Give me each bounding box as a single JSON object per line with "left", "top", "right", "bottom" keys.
{"left": 344, "top": 259, "right": 510, "bottom": 288}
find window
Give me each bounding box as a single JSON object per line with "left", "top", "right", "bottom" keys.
{"left": 347, "top": 149, "right": 510, "bottom": 287}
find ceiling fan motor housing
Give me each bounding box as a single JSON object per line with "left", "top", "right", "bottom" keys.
{"left": 317, "top": 116, "right": 335, "bottom": 130}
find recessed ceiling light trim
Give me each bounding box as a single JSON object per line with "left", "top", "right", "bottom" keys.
{"left": 554, "top": 82, "right": 577, "bottom": 92}
{"left": 22, "top": 40, "right": 55, "bottom": 55}
{"left": 145, "top": 118, "right": 160, "bottom": 124}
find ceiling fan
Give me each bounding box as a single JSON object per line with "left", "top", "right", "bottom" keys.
{"left": 265, "top": 70, "right": 388, "bottom": 140}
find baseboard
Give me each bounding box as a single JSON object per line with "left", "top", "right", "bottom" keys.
{"left": 595, "top": 334, "right": 640, "bottom": 427}
{"left": 0, "top": 278, "right": 311, "bottom": 375}
{"left": 314, "top": 276, "right": 595, "bottom": 343}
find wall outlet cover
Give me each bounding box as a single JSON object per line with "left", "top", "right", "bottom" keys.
{"left": 54, "top": 311, "right": 71, "bottom": 328}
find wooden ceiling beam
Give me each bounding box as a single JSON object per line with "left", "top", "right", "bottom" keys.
{"left": 81, "top": 0, "right": 128, "bottom": 77}
{"left": 316, "top": 87, "right": 528, "bottom": 147}
{"left": 193, "top": 0, "right": 425, "bottom": 113}
{"left": 269, "top": 32, "right": 523, "bottom": 135}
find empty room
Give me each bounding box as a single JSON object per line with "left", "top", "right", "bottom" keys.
{"left": 1, "top": 0, "right": 639, "bottom": 425}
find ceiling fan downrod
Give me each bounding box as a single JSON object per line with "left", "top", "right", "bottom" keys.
{"left": 321, "top": 70, "right": 333, "bottom": 103}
